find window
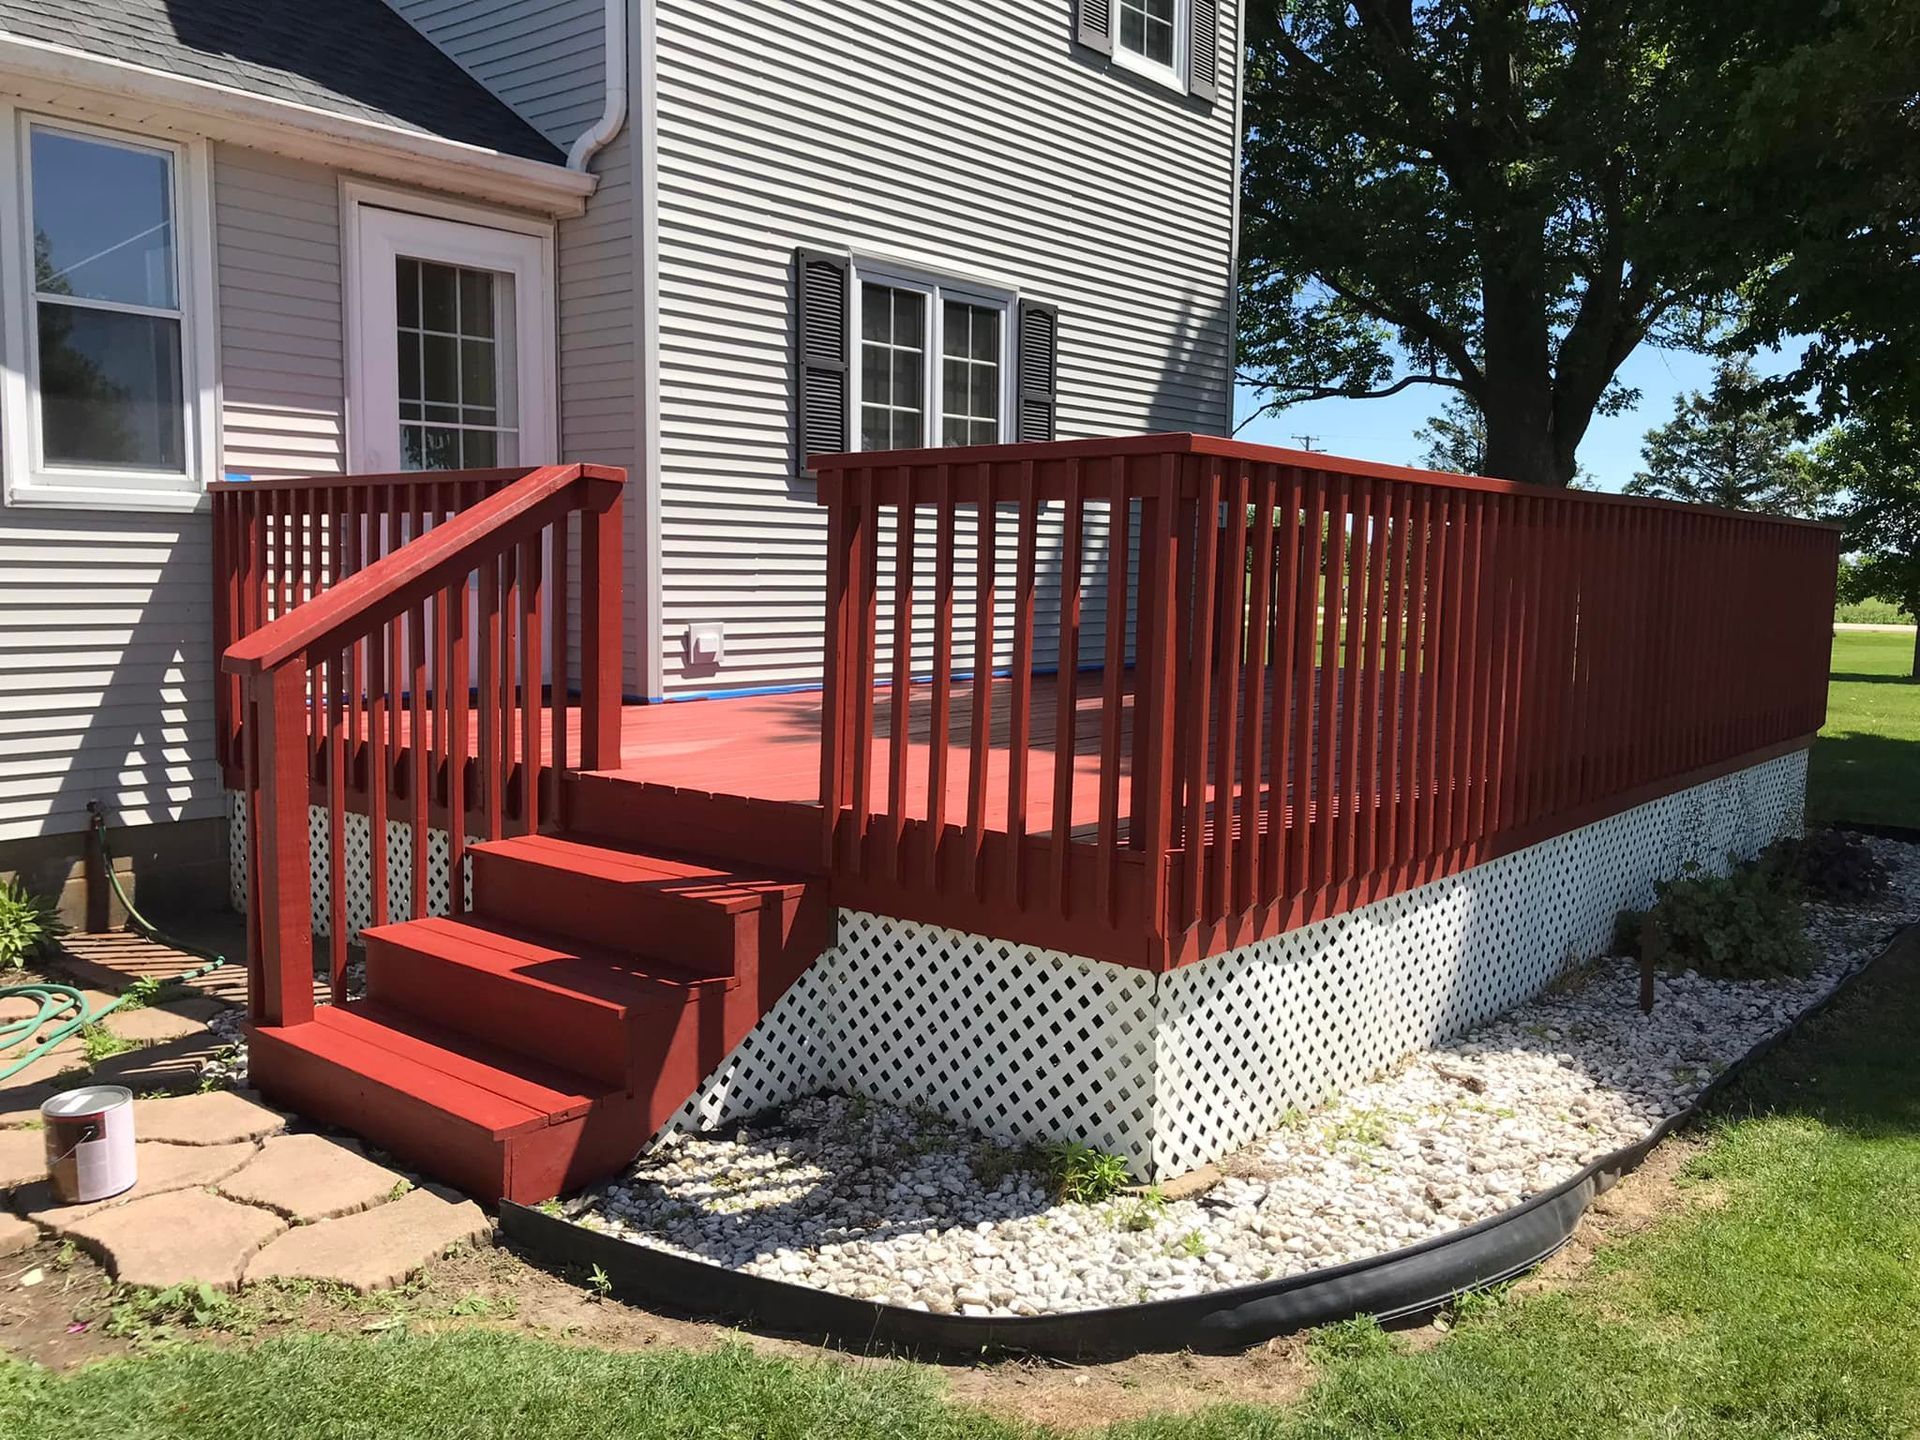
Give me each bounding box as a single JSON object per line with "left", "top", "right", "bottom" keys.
{"left": 1116, "top": 0, "right": 1180, "bottom": 73}
{"left": 396, "top": 257, "right": 519, "bottom": 469}
{"left": 851, "top": 269, "right": 1010, "bottom": 454}
{"left": 0, "top": 110, "right": 215, "bottom": 508}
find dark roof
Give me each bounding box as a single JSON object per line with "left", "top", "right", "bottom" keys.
{"left": 0, "top": 0, "right": 564, "bottom": 165}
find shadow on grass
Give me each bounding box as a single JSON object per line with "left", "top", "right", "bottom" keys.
{"left": 1829, "top": 671, "right": 1920, "bottom": 686}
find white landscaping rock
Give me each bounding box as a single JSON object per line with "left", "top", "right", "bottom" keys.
{"left": 571, "top": 837, "right": 1919, "bottom": 1317}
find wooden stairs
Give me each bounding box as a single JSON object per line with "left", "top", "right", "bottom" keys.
{"left": 248, "top": 792, "right": 831, "bottom": 1205}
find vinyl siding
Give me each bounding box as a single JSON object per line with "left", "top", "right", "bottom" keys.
{"left": 654, "top": 0, "right": 1238, "bottom": 693}
{"left": 384, "top": 0, "right": 610, "bottom": 151}
{"left": 0, "top": 144, "right": 344, "bottom": 842}
{"left": 385, "top": 0, "right": 641, "bottom": 692}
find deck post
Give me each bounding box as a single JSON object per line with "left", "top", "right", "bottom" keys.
{"left": 251, "top": 663, "right": 316, "bottom": 1030}
{"left": 581, "top": 488, "right": 624, "bottom": 771}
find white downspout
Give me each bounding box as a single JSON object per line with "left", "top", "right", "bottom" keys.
{"left": 567, "top": 0, "right": 630, "bottom": 170}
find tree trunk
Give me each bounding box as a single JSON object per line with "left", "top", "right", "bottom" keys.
{"left": 1478, "top": 247, "right": 1566, "bottom": 487}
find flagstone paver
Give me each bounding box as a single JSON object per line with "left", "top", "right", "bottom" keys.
{"left": 102, "top": 1004, "right": 211, "bottom": 1045}
{"left": 66, "top": 1188, "right": 287, "bottom": 1290}
{"left": 131, "top": 1091, "right": 285, "bottom": 1145}
{"left": 245, "top": 1186, "right": 491, "bottom": 1293}
{"left": 14, "top": 1141, "right": 258, "bottom": 1228}
{"left": 0, "top": 1046, "right": 88, "bottom": 1092}
{"left": 0, "top": 1083, "right": 57, "bottom": 1129}
{"left": 219, "top": 1134, "right": 409, "bottom": 1223}
{"left": 0, "top": 1128, "right": 46, "bottom": 1190}
{"left": 0, "top": 1214, "right": 36, "bottom": 1257}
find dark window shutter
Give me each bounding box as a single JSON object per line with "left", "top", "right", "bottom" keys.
{"left": 794, "top": 248, "right": 849, "bottom": 472}
{"left": 1076, "top": 0, "right": 1113, "bottom": 56}
{"left": 1016, "top": 300, "right": 1059, "bottom": 444}
{"left": 1187, "top": 0, "right": 1219, "bottom": 102}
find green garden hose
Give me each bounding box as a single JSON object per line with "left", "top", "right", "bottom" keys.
{"left": 0, "top": 807, "right": 228, "bottom": 1083}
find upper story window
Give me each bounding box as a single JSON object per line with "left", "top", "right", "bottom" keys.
{"left": 0, "top": 109, "right": 217, "bottom": 510}
{"left": 794, "top": 249, "right": 1057, "bottom": 472}
{"left": 1115, "top": 0, "right": 1184, "bottom": 87}
{"left": 1076, "top": 0, "right": 1219, "bottom": 103}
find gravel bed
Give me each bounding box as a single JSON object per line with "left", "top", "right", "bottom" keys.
{"left": 570, "top": 837, "right": 1920, "bottom": 1318}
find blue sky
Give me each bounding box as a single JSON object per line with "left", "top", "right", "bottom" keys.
{"left": 1233, "top": 345, "right": 1789, "bottom": 494}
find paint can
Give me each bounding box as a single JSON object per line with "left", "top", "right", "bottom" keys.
{"left": 42, "top": 1085, "right": 137, "bottom": 1205}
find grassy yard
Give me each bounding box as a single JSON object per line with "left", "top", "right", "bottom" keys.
{"left": 6, "top": 929, "right": 1920, "bottom": 1439}
{"left": 1809, "top": 629, "right": 1920, "bottom": 829}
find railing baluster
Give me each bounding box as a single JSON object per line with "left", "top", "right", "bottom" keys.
{"left": 926, "top": 465, "right": 956, "bottom": 889}
{"left": 1238, "top": 464, "right": 1275, "bottom": 915}
{"left": 520, "top": 535, "right": 542, "bottom": 836}
{"left": 1179, "top": 457, "right": 1220, "bottom": 928}
{"left": 1050, "top": 460, "right": 1085, "bottom": 913}
{"left": 1336, "top": 478, "right": 1370, "bottom": 895}
{"left": 1005, "top": 461, "right": 1039, "bottom": 909}
{"left": 1207, "top": 460, "right": 1248, "bottom": 924}
{"left": 447, "top": 578, "right": 470, "bottom": 911}
{"left": 965, "top": 466, "right": 997, "bottom": 900}
{"left": 886, "top": 471, "right": 916, "bottom": 882}
{"left": 370, "top": 621, "right": 391, "bottom": 930}
{"left": 479, "top": 554, "right": 503, "bottom": 840}
{"left": 324, "top": 650, "right": 346, "bottom": 999}
{"left": 1095, "top": 458, "right": 1130, "bottom": 925}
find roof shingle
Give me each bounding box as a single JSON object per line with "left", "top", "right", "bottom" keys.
{"left": 0, "top": 0, "right": 565, "bottom": 165}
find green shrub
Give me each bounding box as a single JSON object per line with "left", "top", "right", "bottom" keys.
{"left": 0, "top": 877, "right": 61, "bottom": 969}
{"left": 1615, "top": 860, "right": 1813, "bottom": 981}
{"left": 1043, "top": 1141, "right": 1130, "bottom": 1204}
{"left": 1833, "top": 596, "right": 1915, "bottom": 625}
{"left": 1758, "top": 830, "right": 1890, "bottom": 904}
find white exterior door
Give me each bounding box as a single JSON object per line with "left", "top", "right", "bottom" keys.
{"left": 349, "top": 204, "right": 554, "bottom": 474}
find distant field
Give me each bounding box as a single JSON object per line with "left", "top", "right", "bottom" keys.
{"left": 1807, "top": 630, "right": 1920, "bottom": 830}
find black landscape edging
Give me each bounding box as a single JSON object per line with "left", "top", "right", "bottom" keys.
{"left": 500, "top": 921, "right": 1916, "bottom": 1358}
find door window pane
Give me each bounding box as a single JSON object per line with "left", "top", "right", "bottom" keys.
{"left": 30, "top": 130, "right": 176, "bottom": 309}
{"left": 858, "top": 282, "right": 925, "bottom": 451}
{"left": 37, "top": 306, "right": 184, "bottom": 469}
{"left": 940, "top": 301, "right": 1000, "bottom": 447}
{"left": 396, "top": 258, "right": 516, "bottom": 470}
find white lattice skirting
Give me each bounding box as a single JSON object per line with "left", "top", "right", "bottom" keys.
{"left": 668, "top": 749, "right": 1808, "bottom": 1180}
{"left": 227, "top": 748, "right": 1806, "bottom": 1181}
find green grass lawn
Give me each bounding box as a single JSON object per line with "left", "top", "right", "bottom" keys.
{"left": 1809, "top": 629, "right": 1920, "bottom": 829}
{"left": 9, "top": 931, "right": 1920, "bottom": 1439}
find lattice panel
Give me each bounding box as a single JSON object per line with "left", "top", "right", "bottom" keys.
{"left": 823, "top": 912, "right": 1161, "bottom": 1171}
{"left": 1150, "top": 749, "right": 1808, "bottom": 1175}
{"left": 659, "top": 964, "right": 837, "bottom": 1139}
{"left": 226, "top": 793, "right": 471, "bottom": 941}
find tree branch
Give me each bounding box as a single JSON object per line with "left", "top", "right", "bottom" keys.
{"left": 1235, "top": 371, "right": 1475, "bottom": 433}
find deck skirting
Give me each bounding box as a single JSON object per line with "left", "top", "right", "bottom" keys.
{"left": 226, "top": 747, "right": 1806, "bottom": 1182}
{"left": 659, "top": 747, "right": 1807, "bottom": 1179}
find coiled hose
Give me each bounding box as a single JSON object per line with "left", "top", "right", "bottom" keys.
{"left": 0, "top": 806, "right": 227, "bottom": 1083}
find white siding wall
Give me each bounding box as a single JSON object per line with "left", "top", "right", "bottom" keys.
{"left": 384, "top": 0, "right": 641, "bottom": 694}
{"left": 383, "top": 0, "right": 610, "bottom": 151}
{"left": 0, "top": 145, "right": 345, "bottom": 843}
{"left": 654, "top": 0, "right": 1239, "bottom": 694}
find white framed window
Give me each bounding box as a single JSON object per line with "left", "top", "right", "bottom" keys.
{"left": 0, "top": 107, "right": 218, "bottom": 510}
{"left": 850, "top": 263, "right": 1013, "bottom": 453}
{"left": 1112, "top": 0, "right": 1187, "bottom": 90}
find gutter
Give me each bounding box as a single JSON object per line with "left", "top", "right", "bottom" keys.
{"left": 0, "top": 33, "right": 596, "bottom": 216}
{"left": 567, "top": 0, "right": 630, "bottom": 172}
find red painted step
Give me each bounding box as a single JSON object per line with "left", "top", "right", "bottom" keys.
{"left": 248, "top": 1003, "right": 643, "bottom": 1204}
{"left": 468, "top": 834, "right": 802, "bottom": 976}
{"left": 248, "top": 824, "right": 835, "bottom": 1205}
{"left": 362, "top": 916, "right": 732, "bottom": 1088}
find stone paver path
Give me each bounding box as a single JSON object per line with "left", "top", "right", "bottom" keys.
{"left": 14, "top": 1141, "right": 258, "bottom": 1227}
{"left": 219, "top": 1134, "right": 407, "bottom": 1223}
{"left": 0, "top": 1129, "right": 45, "bottom": 1190}
{"left": 247, "top": 1186, "right": 490, "bottom": 1293}
{"left": 131, "top": 1091, "right": 285, "bottom": 1146}
{"left": 65, "top": 1189, "right": 288, "bottom": 1291}
{"left": 1, "top": 938, "right": 497, "bottom": 1296}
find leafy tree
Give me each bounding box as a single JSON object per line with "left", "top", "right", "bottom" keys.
{"left": 1662, "top": 0, "right": 1920, "bottom": 425}
{"left": 1237, "top": 0, "right": 1719, "bottom": 488}
{"left": 1413, "top": 395, "right": 1486, "bottom": 476}
{"left": 1624, "top": 357, "right": 1827, "bottom": 516}
{"left": 1815, "top": 420, "right": 1920, "bottom": 677}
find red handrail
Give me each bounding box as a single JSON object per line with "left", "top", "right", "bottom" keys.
{"left": 815, "top": 436, "right": 1839, "bottom": 971}
{"left": 222, "top": 462, "right": 625, "bottom": 1027}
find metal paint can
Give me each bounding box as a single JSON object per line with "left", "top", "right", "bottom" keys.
{"left": 42, "top": 1085, "right": 137, "bottom": 1205}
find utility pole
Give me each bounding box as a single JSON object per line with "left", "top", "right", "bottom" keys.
{"left": 1291, "top": 434, "right": 1322, "bottom": 452}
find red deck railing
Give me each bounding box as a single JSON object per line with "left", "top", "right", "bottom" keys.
{"left": 814, "top": 434, "right": 1839, "bottom": 970}
{"left": 215, "top": 464, "right": 624, "bottom": 1024}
